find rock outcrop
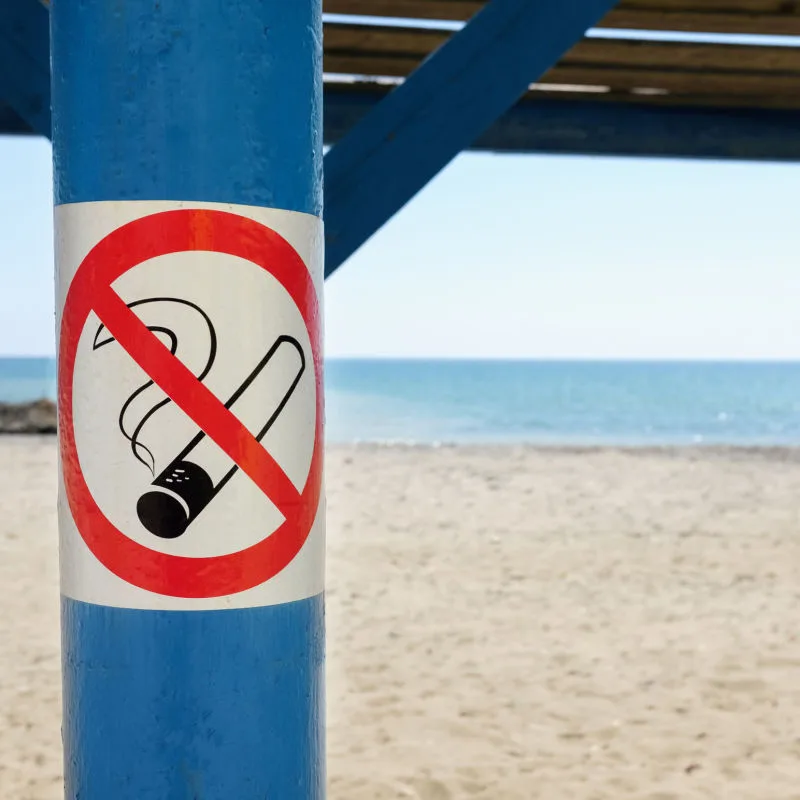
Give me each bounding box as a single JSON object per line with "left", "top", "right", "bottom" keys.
{"left": 0, "top": 399, "right": 57, "bottom": 434}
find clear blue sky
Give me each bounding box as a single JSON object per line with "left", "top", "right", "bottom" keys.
{"left": 3, "top": 135, "right": 800, "bottom": 360}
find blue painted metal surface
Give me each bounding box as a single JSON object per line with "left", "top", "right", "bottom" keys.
{"left": 323, "top": 0, "right": 619, "bottom": 276}
{"left": 62, "top": 596, "right": 325, "bottom": 798}
{"left": 0, "top": 103, "right": 33, "bottom": 135}
{"left": 323, "top": 86, "right": 800, "bottom": 163}
{"left": 50, "top": 0, "right": 325, "bottom": 797}
{"left": 51, "top": 0, "right": 322, "bottom": 214}
{"left": 0, "top": 0, "right": 50, "bottom": 136}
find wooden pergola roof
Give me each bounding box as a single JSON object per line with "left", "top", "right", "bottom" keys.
{"left": 329, "top": 0, "right": 800, "bottom": 35}
{"left": 2, "top": 0, "right": 800, "bottom": 271}
{"left": 324, "top": 1, "right": 800, "bottom": 111}
{"left": 4, "top": 1, "right": 800, "bottom": 146}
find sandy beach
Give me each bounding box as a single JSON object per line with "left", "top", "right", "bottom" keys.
{"left": 2, "top": 438, "right": 800, "bottom": 798}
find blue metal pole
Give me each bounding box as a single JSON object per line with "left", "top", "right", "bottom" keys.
{"left": 51, "top": 2, "right": 324, "bottom": 798}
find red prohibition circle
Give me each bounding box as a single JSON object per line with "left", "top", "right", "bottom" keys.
{"left": 59, "top": 208, "right": 323, "bottom": 598}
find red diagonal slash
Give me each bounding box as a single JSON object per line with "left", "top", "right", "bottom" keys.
{"left": 93, "top": 284, "right": 301, "bottom": 515}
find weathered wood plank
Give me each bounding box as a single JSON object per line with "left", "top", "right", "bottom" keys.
{"left": 324, "top": 23, "right": 800, "bottom": 73}
{"left": 325, "top": 0, "right": 481, "bottom": 19}
{"left": 323, "top": 21, "right": 800, "bottom": 111}
{"left": 324, "top": 0, "right": 800, "bottom": 36}
{"left": 323, "top": 74, "right": 800, "bottom": 114}
{"left": 326, "top": 54, "right": 800, "bottom": 107}
{"left": 324, "top": 22, "right": 449, "bottom": 55}
{"left": 607, "top": 8, "right": 800, "bottom": 36}
{"left": 545, "top": 64, "right": 800, "bottom": 97}
{"left": 324, "top": 18, "right": 800, "bottom": 110}
{"left": 567, "top": 37, "right": 800, "bottom": 72}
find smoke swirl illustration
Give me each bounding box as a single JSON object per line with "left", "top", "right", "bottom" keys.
{"left": 93, "top": 297, "right": 217, "bottom": 475}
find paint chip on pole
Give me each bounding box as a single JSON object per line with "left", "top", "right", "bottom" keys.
{"left": 57, "top": 201, "right": 325, "bottom": 610}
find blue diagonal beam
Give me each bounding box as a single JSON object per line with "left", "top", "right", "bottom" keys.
{"left": 0, "top": 0, "right": 50, "bottom": 137}
{"left": 323, "top": 0, "right": 619, "bottom": 276}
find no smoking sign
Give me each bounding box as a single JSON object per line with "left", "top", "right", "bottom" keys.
{"left": 57, "top": 203, "right": 325, "bottom": 608}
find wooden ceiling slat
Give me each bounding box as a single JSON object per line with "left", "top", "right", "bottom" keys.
{"left": 605, "top": 0, "right": 800, "bottom": 33}
{"left": 324, "top": 21, "right": 800, "bottom": 110}
{"left": 606, "top": 9, "right": 800, "bottom": 36}
{"left": 567, "top": 37, "right": 800, "bottom": 71}
{"left": 324, "top": 23, "right": 448, "bottom": 55}
{"left": 325, "top": 52, "right": 800, "bottom": 97}
{"left": 547, "top": 64, "right": 800, "bottom": 95}
{"left": 326, "top": 0, "right": 800, "bottom": 16}
{"left": 324, "top": 0, "right": 800, "bottom": 36}
{"left": 611, "top": 0, "right": 800, "bottom": 14}
{"left": 326, "top": 76, "right": 800, "bottom": 110}
{"left": 324, "top": 22, "right": 800, "bottom": 72}
{"left": 325, "top": 0, "right": 481, "bottom": 19}
{"left": 325, "top": 54, "right": 418, "bottom": 76}
{"left": 321, "top": 8, "right": 800, "bottom": 112}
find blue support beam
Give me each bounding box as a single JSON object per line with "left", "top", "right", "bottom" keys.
{"left": 0, "top": 103, "right": 33, "bottom": 135}
{"left": 324, "top": 85, "right": 800, "bottom": 163}
{"left": 0, "top": 0, "right": 50, "bottom": 137}
{"left": 322, "top": 0, "right": 620, "bottom": 276}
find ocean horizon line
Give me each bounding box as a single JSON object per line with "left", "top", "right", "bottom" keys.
{"left": 4, "top": 357, "right": 800, "bottom": 446}
{"left": 7, "top": 354, "right": 800, "bottom": 365}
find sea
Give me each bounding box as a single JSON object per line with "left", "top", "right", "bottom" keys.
{"left": 4, "top": 356, "right": 800, "bottom": 446}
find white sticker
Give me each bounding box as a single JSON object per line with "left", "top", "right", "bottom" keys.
{"left": 56, "top": 201, "right": 324, "bottom": 610}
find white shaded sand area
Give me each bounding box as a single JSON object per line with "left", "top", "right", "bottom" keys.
{"left": 3, "top": 438, "right": 800, "bottom": 798}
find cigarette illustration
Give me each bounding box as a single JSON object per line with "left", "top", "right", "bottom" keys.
{"left": 136, "top": 335, "right": 305, "bottom": 539}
